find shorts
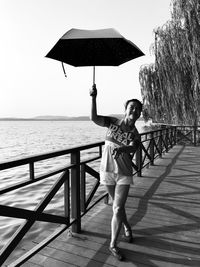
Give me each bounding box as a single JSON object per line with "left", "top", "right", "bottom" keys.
{"left": 100, "top": 171, "right": 133, "bottom": 185}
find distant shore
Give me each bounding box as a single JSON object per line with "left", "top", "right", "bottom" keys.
{"left": 0, "top": 115, "right": 144, "bottom": 122}
{"left": 0, "top": 116, "right": 90, "bottom": 121}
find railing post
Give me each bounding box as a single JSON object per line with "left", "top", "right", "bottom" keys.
{"left": 165, "top": 128, "right": 169, "bottom": 152}
{"left": 64, "top": 170, "right": 70, "bottom": 224}
{"left": 150, "top": 132, "right": 154, "bottom": 165}
{"left": 194, "top": 125, "right": 197, "bottom": 146}
{"left": 71, "top": 151, "right": 81, "bottom": 233}
{"left": 136, "top": 143, "right": 142, "bottom": 177}
{"left": 168, "top": 128, "right": 172, "bottom": 148}
{"left": 80, "top": 164, "right": 86, "bottom": 213}
{"left": 29, "top": 162, "right": 34, "bottom": 180}
{"left": 174, "top": 126, "right": 177, "bottom": 145}
{"left": 158, "top": 130, "right": 162, "bottom": 157}
{"left": 170, "top": 127, "right": 174, "bottom": 147}
{"left": 99, "top": 144, "right": 102, "bottom": 157}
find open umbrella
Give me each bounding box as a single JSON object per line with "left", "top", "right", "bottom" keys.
{"left": 46, "top": 28, "right": 144, "bottom": 85}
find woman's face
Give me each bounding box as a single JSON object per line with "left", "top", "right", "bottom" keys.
{"left": 125, "top": 101, "right": 142, "bottom": 121}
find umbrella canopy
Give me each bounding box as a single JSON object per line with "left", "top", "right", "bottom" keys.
{"left": 46, "top": 28, "right": 144, "bottom": 84}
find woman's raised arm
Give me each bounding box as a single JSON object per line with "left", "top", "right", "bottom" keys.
{"left": 90, "top": 84, "right": 107, "bottom": 127}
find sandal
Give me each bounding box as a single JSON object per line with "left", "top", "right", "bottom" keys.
{"left": 109, "top": 246, "right": 124, "bottom": 261}
{"left": 122, "top": 228, "right": 133, "bottom": 243}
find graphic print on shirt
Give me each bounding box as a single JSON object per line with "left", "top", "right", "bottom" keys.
{"left": 106, "top": 123, "right": 134, "bottom": 145}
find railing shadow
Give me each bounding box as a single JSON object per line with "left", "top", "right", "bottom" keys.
{"left": 128, "top": 145, "right": 185, "bottom": 227}
{"left": 84, "top": 144, "right": 200, "bottom": 266}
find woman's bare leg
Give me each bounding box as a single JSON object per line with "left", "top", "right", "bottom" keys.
{"left": 106, "top": 184, "right": 130, "bottom": 247}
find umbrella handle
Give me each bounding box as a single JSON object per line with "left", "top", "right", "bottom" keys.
{"left": 62, "top": 62, "right": 67, "bottom": 77}
{"left": 93, "top": 66, "right": 95, "bottom": 85}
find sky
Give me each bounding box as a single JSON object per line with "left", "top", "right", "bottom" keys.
{"left": 0, "top": 0, "right": 172, "bottom": 118}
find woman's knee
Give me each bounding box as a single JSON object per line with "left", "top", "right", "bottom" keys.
{"left": 112, "top": 204, "right": 125, "bottom": 217}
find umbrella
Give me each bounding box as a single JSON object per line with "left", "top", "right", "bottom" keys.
{"left": 46, "top": 28, "right": 144, "bottom": 85}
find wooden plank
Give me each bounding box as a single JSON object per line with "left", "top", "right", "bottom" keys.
{"left": 27, "top": 255, "right": 76, "bottom": 267}
{"left": 22, "top": 263, "right": 41, "bottom": 267}
{"left": 6, "top": 145, "right": 200, "bottom": 266}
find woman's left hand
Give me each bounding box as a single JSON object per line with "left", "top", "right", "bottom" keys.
{"left": 112, "top": 147, "right": 123, "bottom": 159}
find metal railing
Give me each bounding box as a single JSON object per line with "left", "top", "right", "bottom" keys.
{"left": 0, "top": 142, "right": 106, "bottom": 266}
{"left": 0, "top": 125, "right": 197, "bottom": 266}
{"left": 175, "top": 125, "right": 200, "bottom": 146}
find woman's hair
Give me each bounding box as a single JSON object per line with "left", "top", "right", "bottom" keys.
{"left": 124, "top": 99, "right": 143, "bottom": 111}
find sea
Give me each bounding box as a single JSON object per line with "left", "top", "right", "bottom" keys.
{"left": 0, "top": 120, "right": 149, "bottom": 253}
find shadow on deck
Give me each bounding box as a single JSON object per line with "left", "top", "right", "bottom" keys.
{"left": 8, "top": 145, "right": 200, "bottom": 266}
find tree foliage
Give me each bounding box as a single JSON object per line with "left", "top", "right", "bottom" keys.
{"left": 139, "top": 0, "right": 200, "bottom": 124}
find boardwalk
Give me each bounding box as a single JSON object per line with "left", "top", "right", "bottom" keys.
{"left": 6, "top": 145, "right": 200, "bottom": 267}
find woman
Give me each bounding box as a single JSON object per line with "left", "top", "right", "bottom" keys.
{"left": 90, "top": 84, "right": 142, "bottom": 261}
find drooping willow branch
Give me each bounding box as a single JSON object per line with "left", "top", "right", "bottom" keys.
{"left": 139, "top": 0, "right": 200, "bottom": 124}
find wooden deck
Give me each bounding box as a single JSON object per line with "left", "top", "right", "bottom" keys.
{"left": 6, "top": 144, "right": 200, "bottom": 266}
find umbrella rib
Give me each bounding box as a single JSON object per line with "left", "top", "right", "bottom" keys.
{"left": 61, "top": 62, "right": 67, "bottom": 77}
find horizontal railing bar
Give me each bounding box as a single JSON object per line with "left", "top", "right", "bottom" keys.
{"left": 141, "top": 135, "right": 164, "bottom": 143}
{"left": 0, "top": 179, "right": 37, "bottom": 195}
{"left": 0, "top": 165, "right": 74, "bottom": 195}
{"left": 156, "top": 124, "right": 200, "bottom": 127}
{"left": 80, "top": 155, "right": 101, "bottom": 165}
{"left": 0, "top": 129, "right": 177, "bottom": 171}
{"left": 0, "top": 130, "right": 177, "bottom": 171}
{"left": 177, "top": 125, "right": 200, "bottom": 127}
{"left": 140, "top": 128, "right": 173, "bottom": 136}
{"left": 0, "top": 205, "right": 69, "bottom": 225}
{"left": 1, "top": 163, "right": 98, "bottom": 197}
{"left": 0, "top": 157, "right": 101, "bottom": 195}
{"left": 0, "top": 141, "right": 105, "bottom": 170}
{"left": 140, "top": 130, "right": 162, "bottom": 136}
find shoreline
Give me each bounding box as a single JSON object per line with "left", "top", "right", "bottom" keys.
{"left": 0, "top": 117, "right": 145, "bottom": 122}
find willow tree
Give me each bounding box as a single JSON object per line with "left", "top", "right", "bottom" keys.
{"left": 140, "top": 0, "right": 200, "bottom": 125}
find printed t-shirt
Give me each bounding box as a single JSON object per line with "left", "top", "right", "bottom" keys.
{"left": 100, "top": 117, "right": 140, "bottom": 176}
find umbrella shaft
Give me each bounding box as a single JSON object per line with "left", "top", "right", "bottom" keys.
{"left": 93, "top": 66, "right": 95, "bottom": 85}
